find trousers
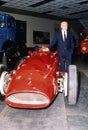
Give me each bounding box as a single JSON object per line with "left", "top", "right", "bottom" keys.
{"left": 59, "top": 55, "right": 72, "bottom": 72}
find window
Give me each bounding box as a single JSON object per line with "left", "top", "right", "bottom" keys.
{"left": 7, "top": 17, "right": 16, "bottom": 28}
{"left": 0, "top": 15, "right": 5, "bottom": 28}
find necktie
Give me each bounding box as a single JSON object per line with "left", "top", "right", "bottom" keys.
{"left": 64, "top": 31, "right": 66, "bottom": 41}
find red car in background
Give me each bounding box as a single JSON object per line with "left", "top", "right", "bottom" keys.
{"left": 80, "top": 36, "right": 88, "bottom": 54}
{"left": 0, "top": 46, "right": 78, "bottom": 109}
{"left": 80, "top": 29, "right": 88, "bottom": 55}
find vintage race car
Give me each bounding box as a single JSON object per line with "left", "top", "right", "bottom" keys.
{"left": 0, "top": 46, "right": 78, "bottom": 108}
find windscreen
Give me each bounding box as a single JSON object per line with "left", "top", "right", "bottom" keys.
{"left": 0, "top": 15, "right": 5, "bottom": 28}
{"left": 7, "top": 17, "right": 16, "bottom": 28}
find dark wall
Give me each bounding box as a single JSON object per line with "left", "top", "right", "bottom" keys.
{"left": 69, "top": 20, "right": 84, "bottom": 36}
{"left": 69, "top": 20, "right": 84, "bottom": 55}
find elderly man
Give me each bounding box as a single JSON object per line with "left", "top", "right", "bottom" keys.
{"left": 48, "top": 21, "right": 75, "bottom": 71}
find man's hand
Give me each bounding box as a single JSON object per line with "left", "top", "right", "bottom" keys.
{"left": 39, "top": 46, "right": 50, "bottom": 52}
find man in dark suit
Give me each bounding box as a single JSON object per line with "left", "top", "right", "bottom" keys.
{"left": 49, "top": 21, "right": 75, "bottom": 71}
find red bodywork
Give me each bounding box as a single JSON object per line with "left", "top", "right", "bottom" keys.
{"left": 5, "top": 50, "right": 59, "bottom": 108}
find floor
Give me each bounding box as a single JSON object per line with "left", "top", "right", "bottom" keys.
{"left": 66, "top": 54, "right": 88, "bottom": 130}
{"left": 66, "top": 72, "right": 88, "bottom": 130}
{"left": 0, "top": 54, "right": 88, "bottom": 130}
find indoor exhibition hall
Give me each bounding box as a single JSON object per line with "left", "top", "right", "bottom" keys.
{"left": 0, "top": 0, "right": 88, "bottom": 130}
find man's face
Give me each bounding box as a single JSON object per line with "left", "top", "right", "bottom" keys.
{"left": 60, "top": 21, "right": 68, "bottom": 31}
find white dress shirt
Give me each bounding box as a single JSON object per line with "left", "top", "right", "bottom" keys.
{"left": 62, "top": 30, "right": 67, "bottom": 41}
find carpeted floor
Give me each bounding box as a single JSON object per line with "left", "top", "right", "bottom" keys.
{"left": 80, "top": 70, "right": 88, "bottom": 77}
{"left": 0, "top": 94, "right": 68, "bottom": 130}
{"left": 66, "top": 72, "right": 88, "bottom": 130}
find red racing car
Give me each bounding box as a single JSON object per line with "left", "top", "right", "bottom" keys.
{"left": 0, "top": 46, "right": 78, "bottom": 108}
{"left": 80, "top": 29, "right": 88, "bottom": 58}
{"left": 80, "top": 36, "right": 88, "bottom": 55}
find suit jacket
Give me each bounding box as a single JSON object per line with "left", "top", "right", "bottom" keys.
{"left": 49, "top": 30, "right": 75, "bottom": 57}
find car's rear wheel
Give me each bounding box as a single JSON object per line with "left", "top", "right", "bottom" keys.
{"left": 67, "top": 65, "right": 78, "bottom": 105}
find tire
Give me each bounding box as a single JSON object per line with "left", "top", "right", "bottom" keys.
{"left": 0, "top": 64, "right": 7, "bottom": 76}
{"left": 67, "top": 65, "right": 78, "bottom": 105}
{"left": 0, "top": 64, "right": 8, "bottom": 95}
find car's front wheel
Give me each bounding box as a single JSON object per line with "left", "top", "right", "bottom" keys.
{"left": 0, "top": 64, "right": 11, "bottom": 95}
